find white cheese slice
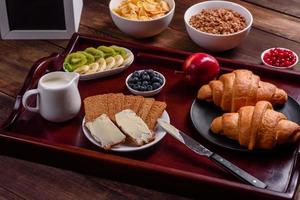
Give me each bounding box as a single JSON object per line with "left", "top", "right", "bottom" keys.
{"left": 85, "top": 114, "right": 126, "bottom": 149}
{"left": 115, "top": 109, "right": 154, "bottom": 146}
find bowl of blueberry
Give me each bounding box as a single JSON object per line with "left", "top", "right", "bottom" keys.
{"left": 126, "top": 69, "right": 165, "bottom": 96}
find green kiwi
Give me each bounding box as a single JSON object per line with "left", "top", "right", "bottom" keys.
{"left": 97, "top": 45, "right": 117, "bottom": 58}
{"left": 84, "top": 47, "right": 104, "bottom": 59}
{"left": 110, "top": 45, "right": 127, "bottom": 58}
{"left": 79, "top": 51, "right": 95, "bottom": 64}
{"left": 63, "top": 52, "right": 88, "bottom": 72}
{"left": 64, "top": 45, "right": 128, "bottom": 72}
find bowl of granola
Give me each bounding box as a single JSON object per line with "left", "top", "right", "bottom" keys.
{"left": 184, "top": 1, "right": 253, "bottom": 52}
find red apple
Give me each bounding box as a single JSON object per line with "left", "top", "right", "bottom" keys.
{"left": 183, "top": 53, "right": 220, "bottom": 87}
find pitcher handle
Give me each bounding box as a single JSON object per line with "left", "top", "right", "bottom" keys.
{"left": 22, "top": 89, "right": 40, "bottom": 113}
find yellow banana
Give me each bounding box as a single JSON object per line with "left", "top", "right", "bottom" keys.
{"left": 112, "top": 55, "right": 124, "bottom": 68}
{"left": 74, "top": 65, "right": 89, "bottom": 74}
{"left": 86, "top": 62, "right": 99, "bottom": 74}
{"left": 96, "top": 58, "right": 107, "bottom": 72}
{"left": 105, "top": 57, "right": 115, "bottom": 70}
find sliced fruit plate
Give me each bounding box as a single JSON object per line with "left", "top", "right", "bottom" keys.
{"left": 63, "top": 45, "right": 134, "bottom": 80}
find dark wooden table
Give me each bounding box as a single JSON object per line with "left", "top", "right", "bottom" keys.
{"left": 0, "top": 0, "right": 300, "bottom": 199}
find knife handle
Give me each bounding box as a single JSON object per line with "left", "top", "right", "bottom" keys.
{"left": 210, "top": 153, "right": 267, "bottom": 189}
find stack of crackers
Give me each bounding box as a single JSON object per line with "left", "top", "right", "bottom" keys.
{"left": 84, "top": 93, "right": 167, "bottom": 131}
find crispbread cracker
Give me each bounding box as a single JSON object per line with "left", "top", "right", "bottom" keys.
{"left": 132, "top": 96, "right": 144, "bottom": 113}
{"left": 107, "top": 93, "right": 116, "bottom": 121}
{"left": 107, "top": 93, "right": 125, "bottom": 121}
{"left": 123, "top": 95, "right": 136, "bottom": 110}
{"left": 137, "top": 98, "right": 155, "bottom": 121}
{"left": 84, "top": 94, "right": 108, "bottom": 122}
{"left": 145, "top": 101, "right": 167, "bottom": 130}
{"left": 84, "top": 93, "right": 167, "bottom": 132}
{"left": 114, "top": 93, "right": 125, "bottom": 114}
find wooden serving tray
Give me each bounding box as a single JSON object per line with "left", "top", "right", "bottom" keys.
{"left": 1, "top": 33, "right": 299, "bottom": 200}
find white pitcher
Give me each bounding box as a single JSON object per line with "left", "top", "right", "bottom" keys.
{"left": 22, "top": 72, "right": 81, "bottom": 122}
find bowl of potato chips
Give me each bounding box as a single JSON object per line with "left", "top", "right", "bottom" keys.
{"left": 109, "top": 0, "right": 175, "bottom": 38}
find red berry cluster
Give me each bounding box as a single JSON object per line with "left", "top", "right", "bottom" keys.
{"left": 263, "top": 48, "right": 297, "bottom": 67}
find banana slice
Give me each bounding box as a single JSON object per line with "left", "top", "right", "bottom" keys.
{"left": 122, "top": 53, "right": 134, "bottom": 66}
{"left": 74, "top": 65, "right": 89, "bottom": 74}
{"left": 105, "top": 57, "right": 115, "bottom": 70}
{"left": 86, "top": 62, "right": 99, "bottom": 74}
{"left": 96, "top": 58, "right": 107, "bottom": 72}
{"left": 112, "top": 55, "right": 124, "bottom": 68}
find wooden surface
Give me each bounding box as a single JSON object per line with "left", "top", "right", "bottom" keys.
{"left": 0, "top": 0, "right": 299, "bottom": 199}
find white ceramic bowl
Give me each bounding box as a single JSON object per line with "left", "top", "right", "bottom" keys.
{"left": 261, "top": 47, "right": 299, "bottom": 69}
{"left": 109, "top": 0, "right": 175, "bottom": 38}
{"left": 184, "top": 1, "right": 253, "bottom": 52}
{"left": 125, "top": 70, "right": 166, "bottom": 96}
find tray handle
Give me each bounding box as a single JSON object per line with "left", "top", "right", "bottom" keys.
{"left": 136, "top": 53, "right": 300, "bottom": 82}
{"left": 1, "top": 53, "right": 61, "bottom": 130}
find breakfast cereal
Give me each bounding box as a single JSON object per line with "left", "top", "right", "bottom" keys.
{"left": 113, "top": 0, "right": 170, "bottom": 21}
{"left": 189, "top": 8, "right": 247, "bottom": 35}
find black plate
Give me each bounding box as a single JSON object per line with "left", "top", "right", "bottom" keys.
{"left": 190, "top": 97, "right": 300, "bottom": 152}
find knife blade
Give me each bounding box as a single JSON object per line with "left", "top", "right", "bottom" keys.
{"left": 157, "top": 119, "right": 267, "bottom": 189}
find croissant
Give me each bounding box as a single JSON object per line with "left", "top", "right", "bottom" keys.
{"left": 198, "top": 69, "right": 287, "bottom": 112}
{"left": 211, "top": 101, "right": 300, "bottom": 150}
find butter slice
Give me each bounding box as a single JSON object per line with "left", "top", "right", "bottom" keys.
{"left": 115, "top": 109, "right": 154, "bottom": 146}
{"left": 85, "top": 114, "right": 126, "bottom": 150}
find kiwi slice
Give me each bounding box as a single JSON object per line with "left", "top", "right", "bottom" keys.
{"left": 110, "top": 45, "right": 127, "bottom": 58}
{"left": 97, "top": 46, "right": 117, "bottom": 58}
{"left": 79, "top": 51, "right": 95, "bottom": 64}
{"left": 84, "top": 47, "right": 104, "bottom": 59}
{"left": 63, "top": 52, "right": 88, "bottom": 72}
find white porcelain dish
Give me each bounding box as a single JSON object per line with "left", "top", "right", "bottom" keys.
{"left": 261, "top": 47, "right": 298, "bottom": 69}
{"left": 125, "top": 70, "right": 166, "bottom": 97}
{"left": 82, "top": 110, "right": 170, "bottom": 152}
{"left": 109, "top": 0, "right": 175, "bottom": 38}
{"left": 184, "top": 1, "right": 253, "bottom": 52}
{"left": 63, "top": 48, "right": 134, "bottom": 81}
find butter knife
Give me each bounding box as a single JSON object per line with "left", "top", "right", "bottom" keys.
{"left": 157, "top": 119, "right": 267, "bottom": 189}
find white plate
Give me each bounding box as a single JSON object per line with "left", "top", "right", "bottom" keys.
{"left": 82, "top": 110, "right": 170, "bottom": 152}
{"left": 63, "top": 48, "right": 134, "bottom": 81}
